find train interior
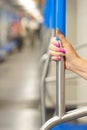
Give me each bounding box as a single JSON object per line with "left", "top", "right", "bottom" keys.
{"left": 0, "top": 0, "right": 87, "bottom": 130}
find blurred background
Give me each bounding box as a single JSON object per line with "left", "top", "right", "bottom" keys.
{"left": 0, "top": 0, "right": 87, "bottom": 130}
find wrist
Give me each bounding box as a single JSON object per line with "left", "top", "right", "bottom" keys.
{"left": 67, "top": 55, "right": 81, "bottom": 72}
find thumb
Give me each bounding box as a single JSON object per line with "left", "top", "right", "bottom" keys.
{"left": 56, "top": 30, "right": 67, "bottom": 44}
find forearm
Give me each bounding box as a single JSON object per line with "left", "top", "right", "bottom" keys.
{"left": 69, "top": 57, "right": 87, "bottom": 80}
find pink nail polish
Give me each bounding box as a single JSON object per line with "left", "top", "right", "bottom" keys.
{"left": 57, "top": 57, "right": 61, "bottom": 61}
{"left": 60, "top": 49, "right": 66, "bottom": 53}
{"left": 55, "top": 43, "right": 60, "bottom": 47}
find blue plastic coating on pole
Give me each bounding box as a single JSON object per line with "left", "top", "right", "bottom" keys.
{"left": 56, "top": 0, "right": 66, "bottom": 36}
{"left": 43, "top": 0, "right": 56, "bottom": 28}
{"left": 50, "top": 0, "right": 56, "bottom": 28}
{"left": 43, "top": 0, "right": 66, "bottom": 31}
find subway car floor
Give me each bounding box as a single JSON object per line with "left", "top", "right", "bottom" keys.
{"left": 0, "top": 43, "right": 41, "bottom": 130}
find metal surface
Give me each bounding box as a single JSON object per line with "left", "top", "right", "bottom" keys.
{"left": 56, "top": 56, "right": 65, "bottom": 117}
{"left": 45, "top": 75, "right": 78, "bottom": 83}
{"left": 41, "top": 107, "right": 87, "bottom": 130}
{"left": 41, "top": 30, "right": 56, "bottom": 124}
{"left": 56, "top": 0, "right": 66, "bottom": 118}
{"left": 41, "top": 55, "right": 51, "bottom": 124}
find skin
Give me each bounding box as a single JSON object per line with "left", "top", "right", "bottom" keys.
{"left": 49, "top": 30, "right": 87, "bottom": 80}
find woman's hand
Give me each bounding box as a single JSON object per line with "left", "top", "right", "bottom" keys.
{"left": 49, "top": 30, "right": 79, "bottom": 70}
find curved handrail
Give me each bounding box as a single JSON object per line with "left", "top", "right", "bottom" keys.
{"left": 41, "top": 107, "right": 87, "bottom": 130}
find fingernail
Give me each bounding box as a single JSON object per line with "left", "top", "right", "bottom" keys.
{"left": 57, "top": 57, "right": 61, "bottom": 61}
{"left": 55, "top": 43, "right": 60, "bottom": 47}
{"left": 60, "top": 49, "right": 66, "bottom": 53}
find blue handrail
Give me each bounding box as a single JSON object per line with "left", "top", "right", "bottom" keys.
{"left": 43, "top": 0, "right": 66, "bottom": 33}
{"left": 56, "top": 0, "right": 66, "bottom": 36}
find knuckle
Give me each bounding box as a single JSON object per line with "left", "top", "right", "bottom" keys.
{"left": 49, "top": 44, "right": 52, "bottom": 49}
{"left": 49, "top": 50, "right": 52, "bottom": 55}
{"left": 51, "top": 37, "right": 54, "bottom": 42}
{"left": 51, "top": 56, "right": 53, "bottom": 59}
{"left": 52, "top": 56, "right": 55, "bottom": 60}
{"left": 51, "top": 37, "right": 56, "bottom": 44}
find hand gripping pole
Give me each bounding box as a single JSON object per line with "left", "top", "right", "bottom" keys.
{"left": 41, "top": 0, "right": 87, "bottom": 129}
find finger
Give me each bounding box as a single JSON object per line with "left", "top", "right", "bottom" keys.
{"left": 52, "top": 56, "right": 61, "bottom": 61}
{"left": 51, "top": 37, "right": 56, "bottom": 44}
{"left": 49, "top": 50, "right": 65, "bottom": 57}
{"left": 51, "top": 37, "right": 61, "bottom": 46}
{"left": 49, "top": 44, "right": 60, "bottom": 52}
{"left": 56, "top": 30, "right": 67, "bottom": 43}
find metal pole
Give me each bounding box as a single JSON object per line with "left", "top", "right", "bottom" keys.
{"left": 56, "top": 0, "right": 66, "bottom": 118}
{"left": 41, "top": 56, "right": 51, "bottom": 124}
{"left": 41, "top": 29, "right": 56, "bottom": 124}
{"left": 41, "top": 107, "right": 87, "bottom": 130}
{"left": 41, "top": 0, "right": 66, "bottom": 125}
{"left": 56, "top": 58, "right": 65, "bottom": 117}
{"left": 41, "top": 0, "right": 56, "bottom": 124}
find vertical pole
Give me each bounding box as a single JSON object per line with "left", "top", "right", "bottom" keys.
{"left": 41, "top": 56, "right": 51, "bottom": 124}
{"left": 41, "top": 0, "right": 56, "bottom": 125}
{"left": 56, "top": 0, "right": 66, "bottom": 118}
